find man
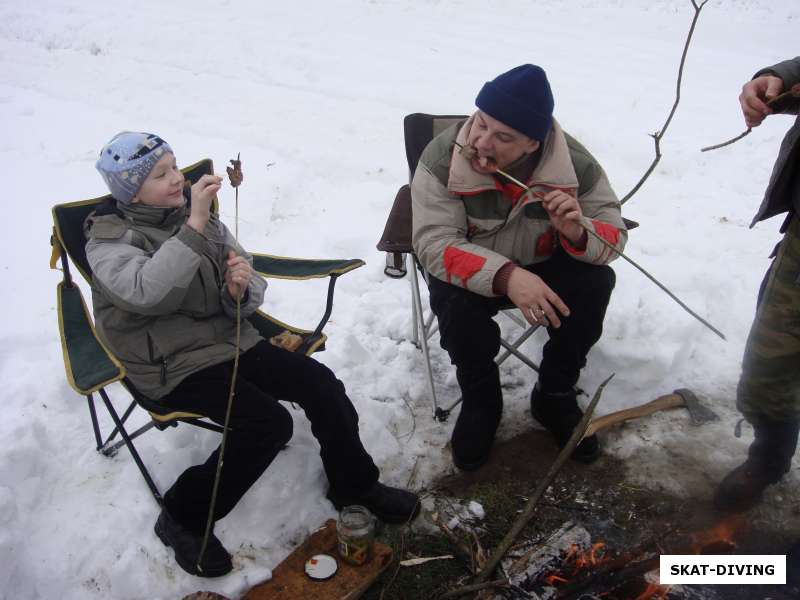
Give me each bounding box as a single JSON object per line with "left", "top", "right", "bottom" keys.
{"left": 714, "top": 57, "right": 800, "bottom": 516}
{"left": 411, "top": 64, "right": 627, "bottom": 471}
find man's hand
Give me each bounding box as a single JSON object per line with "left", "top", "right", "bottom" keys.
{"left": 187, "top": 174, "right": 223, "bottom": 233}
{"left": 506, "top": 267, "right": 570, "bottom": 328}
{"left": 740, "top": 74, "right": 784, "bottom": 128}
{"left": 225, "top": 249, "right": 253, "bottom": 300}
{"left": 541, "top": 190, "right": 587, "bottom": 248}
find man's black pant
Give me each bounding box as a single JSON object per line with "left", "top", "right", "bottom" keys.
{"left": 159, "top": 340, "right": 379, "bottom": 532}
{"left": 428, "top": 250, "right": 615, "bottom": 402}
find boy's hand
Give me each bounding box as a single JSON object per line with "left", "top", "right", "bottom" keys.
{"left": 188, "top": 174, "right": 222, "bottom": 232}
{"left": 225, "top": 250, "right": 253, "bottom": 300}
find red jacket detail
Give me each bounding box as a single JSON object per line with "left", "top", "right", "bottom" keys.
{"left": 443, "top": 246, "right": 487, "bottom": 288}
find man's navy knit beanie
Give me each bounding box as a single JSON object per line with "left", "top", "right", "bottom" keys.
{"left": 475, "top": 64, "right": 554, "bottom": 142}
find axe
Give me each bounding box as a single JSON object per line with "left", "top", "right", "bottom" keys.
{"left": 584, "top": 388, "right": 718, "bottom": 438}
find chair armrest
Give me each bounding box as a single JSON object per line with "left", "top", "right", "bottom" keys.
{"left": 377, "top": 185, "right": 413, "bottom": 253}
{"left": 57, "top": 282, "right": 125, "bottom": 395}
{"left": 251, "top": 254, "right": 364, "bottom": 279}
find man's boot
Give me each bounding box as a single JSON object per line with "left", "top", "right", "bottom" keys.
{"left": 531, "top": 384, "right": 600, "bottom": 463}
{"left": 451, "top": 366, "right": 503, "bottom": 471}
{"left": 714, "top": 420, "right": 798, "bottom": 512}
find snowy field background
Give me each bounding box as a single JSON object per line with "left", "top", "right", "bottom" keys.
{"left": 1, "top": 1, "right": 798, "bottom": 598}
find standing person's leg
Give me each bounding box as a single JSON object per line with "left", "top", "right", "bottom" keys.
{"left": 428, "top": 275, "right": 508, "bottom": 471}
{"left": 715, "top": 216, "right": 800, "bottom": 511}
{"left": 155, "top": 360, "right": 294, "bottom": 577}
{"left": 237, "top": 341, "right": 419, "bottom": 523}
{"left": 525, "top": 251, "right": 616, "bottom": 461}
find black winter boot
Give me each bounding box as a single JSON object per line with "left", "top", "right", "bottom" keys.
{"left": 713, "top": 420, "right": 798, "bottom": 512}
{"left": 327, "top": 482, "right": 420, "bottom": 524}
{"left": 154, "top": 509, "right": 232, "bottom": 577}
{"left": 531, "top": 385, "right": 600, "bottom": 463}
{"left": 451, "top": 367, "right": 503, "bottom": 471}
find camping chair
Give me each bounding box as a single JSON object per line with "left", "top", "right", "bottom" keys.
{"left": 377, "top": 114, "right": 544, "bottom": 422}
{"left": 51, "top": 158, "right": 364, "bottom": 506}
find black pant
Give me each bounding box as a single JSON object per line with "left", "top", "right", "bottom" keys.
{"left": 428, "top": 250, "right": 615, "bottom": 399}
{"left": 160, "top": 341, "right": 379, "bottom": 532}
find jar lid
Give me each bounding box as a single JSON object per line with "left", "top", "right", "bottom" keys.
{"left": 304, "top": 554, "right": 338, "bottom": 581}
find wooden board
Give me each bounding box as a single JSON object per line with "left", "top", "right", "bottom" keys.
{"left": 243, "top": 519, "right": 393, "bottom": 600}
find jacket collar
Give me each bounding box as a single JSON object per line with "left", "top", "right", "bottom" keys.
{"left": 447, "top": 113, "right": 579, "bottom": 197}
{"left": 117, "top": 195, "right": 189, "bottom": 227}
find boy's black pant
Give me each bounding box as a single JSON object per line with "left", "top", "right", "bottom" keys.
{"left": 428, "top": 250, "right": 615, "bottom": 402}
{"left": 159, "top": 340, "right": 380, "bottom": 532}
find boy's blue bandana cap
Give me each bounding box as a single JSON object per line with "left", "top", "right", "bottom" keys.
{"left": 95, "top": 132, "right": 173, "bottom": 203}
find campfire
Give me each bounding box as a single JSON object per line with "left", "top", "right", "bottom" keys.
{"left": 491, "top": 515, "right": 747, "bottom": 599}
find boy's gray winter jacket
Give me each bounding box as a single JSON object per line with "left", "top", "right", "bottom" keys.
{"left": 84, "top": 199, "right": 266, "bottom": 399}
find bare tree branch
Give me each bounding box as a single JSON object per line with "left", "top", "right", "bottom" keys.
{"left": 620, "top": 0, "right": 708, "bottom": 205}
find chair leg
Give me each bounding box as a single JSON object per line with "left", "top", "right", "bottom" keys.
{"left": 498, "top": 337, "right": 541, "bottom": 372}
{"left": 409, "top": 261, "right": 440, "bottom": 418}
{"left": 497, "top": 323, "right": 540, "bottom": 369}
{"left": 100, "top": 420, "right": 158, "bottom": 457}
{"left": 98, "top": 388, "right": 163, "bottom": 506}
{"left": 86, "top": 394, "right": 104, "bottom": 451}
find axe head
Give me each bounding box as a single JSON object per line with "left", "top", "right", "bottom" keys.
{"left": 674, "top": 388, "right": 719, "bottom": 425}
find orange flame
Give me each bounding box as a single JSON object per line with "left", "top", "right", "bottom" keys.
{"left": 544, "top": 574, "right": 569, "bottom": 585}
{"left": 688, "top": 514, "right": 745, "bottom": 553}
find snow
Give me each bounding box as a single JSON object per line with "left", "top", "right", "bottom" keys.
{"left": 1, "top": 0, "right": 798, "bottom": 598}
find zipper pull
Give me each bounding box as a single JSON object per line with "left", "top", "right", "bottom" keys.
{"left": 160, "top": 359, "right": 167, "bottom": 385}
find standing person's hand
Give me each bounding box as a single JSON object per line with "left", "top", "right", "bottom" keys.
{"left": 187, "top": 174, "right": 223, "bottom": 233}
{"left": 740, "top": 75, "right": 784, "bottom": 128}
{"left": 225, "top": 250, "right": 253, "bottom": 300}
{"left": 506, "top": 268, "right": 570, "bottom": 328}
{"left": 541, "top": 189, "right": 587, "bottom": 249}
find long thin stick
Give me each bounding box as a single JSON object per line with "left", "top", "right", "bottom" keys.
{"left": 473, "top": 374, "right": 615, "bottom": 585}
{"left": 620, "top": 0, "right": 708, "bottom": 205}
{"left": 581, "top": 226, "right": 725, "bottom": 340}
{"left": 701, "top": 87, "right": 800, "bottom": 152}
{"left": 489, "top": 167, "right": 726, "bottom": 340}
{"left": 197, "top": 156, "right": 243, "bottom": 572}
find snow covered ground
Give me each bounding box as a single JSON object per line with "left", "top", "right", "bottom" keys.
{"left": 1, "top": 1, "right": 798, "bottom": 598}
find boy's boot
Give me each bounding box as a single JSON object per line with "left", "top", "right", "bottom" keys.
{"left": 714, "top": 420, "right": 798, "bottom": 512}
{"left": 451, "top": 366, "right": 503, "bottom": 471}
{"left": 531, "top": 384, "right": 600, "bottom": 463}
{"left": 327, "top": 482, "right": 421, "bottom": 524}
{"left": 154, "top": 509, "right": 232, "bottom": 577}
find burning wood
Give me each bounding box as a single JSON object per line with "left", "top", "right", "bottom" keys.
{"left": 500, "top": 521, "right": 591, "bottom": 588}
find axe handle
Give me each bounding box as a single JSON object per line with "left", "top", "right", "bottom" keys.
{"left": 584, "top": 393, "right": 684, "bottom": 437}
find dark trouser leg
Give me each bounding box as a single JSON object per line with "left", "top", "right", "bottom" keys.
{"left": 160, "top": 361, "right": 294, "bottom": 532}
{"left": 523, "top": 251, "right": 614, "bottom": 462}
{"left": 429, "top": 276, "right": 507, "bottom": 468}
{"left": 525, "top": 251, "right": 616, "bottom": 393}
{"left": 237, "top": 341, "right": 380, "bottom": 495}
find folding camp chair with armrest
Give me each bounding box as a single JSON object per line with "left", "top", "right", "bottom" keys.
{"left": 52, "top": 157, "right": 364, "bottom": 506}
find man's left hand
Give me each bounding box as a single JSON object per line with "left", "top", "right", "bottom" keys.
{"left": 541, "top": 190, "right": 587, "bottom": 248}
{"left": 225, "top": 250, "right": 253, "bottom": 300}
